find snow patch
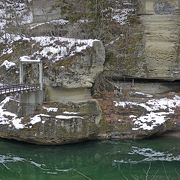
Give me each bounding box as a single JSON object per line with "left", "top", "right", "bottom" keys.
{"left": 43, "top": 107, "right": 58, "bottom": 113}
{"left": 30, "top": 19, "right": 69, "bottom": 29}
{"left": 0, "top": 1, "right": 33, "bottom": 44}
{"left": 114, "top": 101, "right": 138, "bottom": 108}
{"left": 11, "top": 36, "right": 99, "bottom": 63}
{"left": 1, "top": 60, "right": 16, "bottom": 70}
{"left": 0, "top": 97, "right": 24, "bottom": 129}
{"left": 134, "top": 92, "right": 153, "bottom": 98}
{"left": 112, "top": 8, "right": 135, "bottom": 25}
{"left": 0, "top": 97, "right": 84, "bottom": 130}
{"left": 56, "top": 115, "right": 84, "bottom": 120}
{"left": 1, "top": 33, "right": 98, "bottom": 63}
{"left": 63, "top": 111, "right": 79, "bottom": 115}
{"left": 78, "top": 19, "right": 89, "bottom": 23}
{"left": 20, "top": 56, "right": 41, "bottom": 63}
{"left": 114, "top": 96, "right": 180, "bottom": 131}
{"left": 1, "top": 48, "right": 13, "bottom": 56}
{"left": 0, "top": 1, "right": 33, "bottom": 32}
{"left": 30, "top": 114, "right": 50, "bottom": 125}
{"left": 11, "top": 119, "right": 24, "bottom": 129}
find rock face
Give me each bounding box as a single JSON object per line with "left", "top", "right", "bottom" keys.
{"left": 0, "top": 88, "right": 179, "bottom": 144}
{"left": 31, "top": 0, "right": 62, "bottom": 23}
{"left": 139, "top": 0, "right": 180, "bottom": 80}
{"left": 0, "top": 0, "right": 180, "bottom": 144}
{"left": 96, "top": 84, "right": 180, "bottom": 140}
{"left": 0, "top": 37, "right": 105, "bottom": 88}
{"left": 46, "top": 40, "right": 105, "bottom": 88}
{"left": 104, "top": 0, "right": 180, "bottom": 80}
{"left": 0, "top": 97, "right": 102, "bottom": 145}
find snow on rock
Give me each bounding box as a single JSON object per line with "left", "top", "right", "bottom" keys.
{"left": 1, "top": 48, "right": 13, "bottom": 56}
{"left": 0, "top": 96, "right": 11, "bottom": 106}
{"left": 0, "top": 34, "right": 100, "bottom": 61}
{"left": 0, "top": 97, "right": 44, "bottom": 129}
{"left": 1, "top": 23, "right": 100, "bottom": 62}
{"left": 1, "top": 60, "right": 16, "bottom": 70}
{"left": 78, "top": 19, "right": 89, "bottom": 23}
{"left": 112, "top": 8, "right": 135, "bottom": 25}
{"left": 20, "top": 56, "right": 40, "bottom": 63}
{"left": 0, "top": 1, "right": 33, "bottom": 44}
{"left": 0, "top": 4, "right": 6, "bottom": 31}
{"left": 30, "top": 114, "right": 50, "bottom": 125}
{"left": 0, "top": 33, "right": 30, "bottom": 44}
{"left": 134, "top": 92, "right": 153, "bottom": 98}
{"left": 21, "top": 36, "right": 99, "bottom": 62}
{"left": 21, "top": 11, "right": 33, "bottom": 25}
{"left": 11, "top": 119, "right": 24, "bottom": 129}
{"left": 48, "top": 19, "right": 69, "bottom": 25}
{"left": 63, "top": 111, "right": 80, "bottom": 115}
{"left": 30, "top": 19, "right": 69, "bottom": 29}
{"left": 133, "top": 112, "right": 170, "bottom": 131}
{"left": 114, "top": 101, "right": 137, "bottom": 108}
{"left": 0, "top": 97, "right": 24, "bottom": 129}
{"left": 0, "top": 0, "right": 32, "bottom": 31}
{"left": 43, "top": 107, "right": 58, "bottom": 113}
{"left": 0, "top": 96, "right": 84, "bottom": 130}
{"left": 114, "top": 95, "right": 180, "bottom": 131}
{"left": 56, "top": 115, "right": 84, "bottom": 120}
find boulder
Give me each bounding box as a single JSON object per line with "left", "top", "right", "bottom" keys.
{"left": 0, "top": 97, "right": 102, "bottom": 145}
{"left": 45, "top": 39, "right": 105, "bottom": 88}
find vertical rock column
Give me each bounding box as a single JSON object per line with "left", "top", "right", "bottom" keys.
{"left": 140, "top": 0, "right": 180, "bottom": 80}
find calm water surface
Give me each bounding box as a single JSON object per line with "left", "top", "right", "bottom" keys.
{"left": 0, "top": 137, "right": 180, "bottom": 180}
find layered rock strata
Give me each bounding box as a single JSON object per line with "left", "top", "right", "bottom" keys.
{"left": 0, "top": 0, "right": 179, "bottom": 144}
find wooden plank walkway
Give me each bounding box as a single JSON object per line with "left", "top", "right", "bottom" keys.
{"left": 0, "top": 84, "right": 40, "bottom": 95}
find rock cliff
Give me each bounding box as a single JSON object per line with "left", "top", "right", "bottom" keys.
{"left": 0, "top": 0, "right": 179, "bottom": 144}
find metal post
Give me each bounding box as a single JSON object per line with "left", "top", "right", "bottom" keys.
{"left": 39, "top": 61, "right": 43, "bottom": 91}
{"left": 19, "top": 62, "right": 23, "bottom": 84}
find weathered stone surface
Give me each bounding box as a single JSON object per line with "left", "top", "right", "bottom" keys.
{"left": 35, "top": 0, "right": 179, "bottom": 81}
{"left": 1, "top": 80, "right": 179, "bottom": 145}
{"left": 104, "top": 0, "right": 180, "bottom": 80}
{"left": 0, "top": 37, "right": 105, "bottom": 88}
{"left": 45, "top": 87, "right": 92, "bottom": 103}
{"left": 0, "top": 99, "right": 102, "bottom": 145}
{"left": 140, "top": 0, "right": 180, "bottom": 80}
{"left": 46, "top": 40, "right": 105, "bottom": 88}
{"left": 31, "top": 0, "right": 62, "bottom": 23}
{"left": 0, "top": 0, "right": 180, "bottom": 144}
{"left": 96, "top": 83, "right": 180, "bottom": 140}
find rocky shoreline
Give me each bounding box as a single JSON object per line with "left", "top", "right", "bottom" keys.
{"left": 0, "top": 83, "right": 179, "bottom": 145}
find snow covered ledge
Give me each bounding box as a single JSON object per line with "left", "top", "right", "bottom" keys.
{"left": 0, "top": 96, "right": 102, "bottom": 145}
{"left": 35, "top": 37, "right": 106, "bottom": 88}
{"left": 12, "top": 36, "right": 106, "bottom": 88}
{"left": 114, "top": 95, "right": 180, "bottom": 132}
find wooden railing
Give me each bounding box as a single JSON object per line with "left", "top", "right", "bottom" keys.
{"left": 0, "top": 84, "right": 40, "bottom": 95}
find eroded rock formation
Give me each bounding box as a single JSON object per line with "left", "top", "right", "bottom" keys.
{"left": 0, "top": 0, "right": 179, "bottom": 144}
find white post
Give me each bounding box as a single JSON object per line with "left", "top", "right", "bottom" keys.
{"left": 39, "top": 61, "right": 43, "bottom": 90}
{"left": 19, "top": 62, "right": 23, "bottom": 84}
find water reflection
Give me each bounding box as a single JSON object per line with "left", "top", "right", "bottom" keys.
{"left": 0, "top": 138, "right": 179, "bottom": 180}
{"left": 113, "top": 146, "right": 180, "bottom": 165}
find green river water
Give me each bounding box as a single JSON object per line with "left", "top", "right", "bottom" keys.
{"left": 0, "top": 137, "right": 180, "bottom": 180}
